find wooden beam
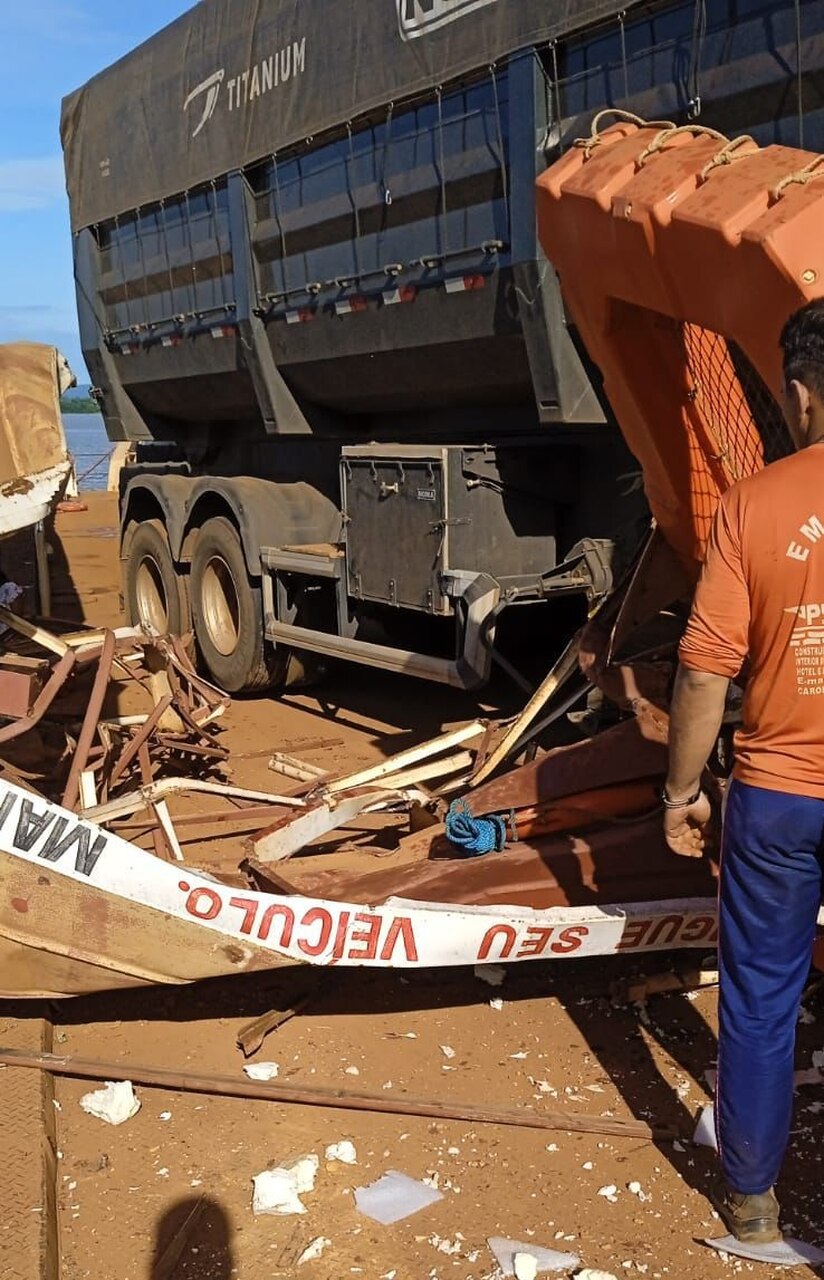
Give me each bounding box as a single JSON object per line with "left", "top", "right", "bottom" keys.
{"left": 0, "top": 1047, "right": 673, "bottom": 1141}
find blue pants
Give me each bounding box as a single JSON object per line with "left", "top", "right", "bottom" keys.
{"left": 717, "top": 779, "right": 824, "bottom": 1193}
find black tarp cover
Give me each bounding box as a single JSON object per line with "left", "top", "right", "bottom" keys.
{"left": 61, "top": 0, "right": 634, "bottom": 231}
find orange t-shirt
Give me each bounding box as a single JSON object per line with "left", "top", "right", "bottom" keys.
{"left": 679, "top": 444, "right": 824, "bottom": 799}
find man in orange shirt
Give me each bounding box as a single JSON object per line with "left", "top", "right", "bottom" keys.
{"left": 663, "top": 299, "right": 824, "bottom": 1245}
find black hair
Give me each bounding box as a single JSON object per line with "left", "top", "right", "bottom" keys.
{"left": 780, "top": 299, "right": 824, "bottom": 402}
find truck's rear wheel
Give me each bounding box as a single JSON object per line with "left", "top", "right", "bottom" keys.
{"left": 124, "top": 520, "right": 190, "bottom": 638}
{"left": 191, "top": 517, "right": 285, "bottom": 693}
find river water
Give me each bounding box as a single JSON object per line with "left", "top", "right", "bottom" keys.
{"left": 62, "top": 412, "right": 111, "bottom": 492}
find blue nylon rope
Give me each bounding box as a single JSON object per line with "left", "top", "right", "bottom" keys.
{"left": 445, "top": 798, "right": 508, "bottom": 857}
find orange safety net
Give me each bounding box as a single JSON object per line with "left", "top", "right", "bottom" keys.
{"left": 536, "top": 118, "right": 818, "bottom": 575}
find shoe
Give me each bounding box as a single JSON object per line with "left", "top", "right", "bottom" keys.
{"left": 715, "top": 1184, "right": 782, "bottom": 1244}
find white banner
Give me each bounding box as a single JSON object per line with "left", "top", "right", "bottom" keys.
{"left": 0, "top": 782, "right": 720, "bottom": 969}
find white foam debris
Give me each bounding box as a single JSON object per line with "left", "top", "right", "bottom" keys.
{"left": 355, "top": 1171, "right": 443, "bottom": 1225}
{"left": 487, "top": 1236, "right": 579, "bottom": 1276}
{"left": 79, "top": 1081, "right": 140, "bottom": 1126}
{"left": 243, "top": 1062, "right": 279, "bottom": 1081}
{"left": 297, "top": 1236, "right": 332, "bottom": 1265}
{"left": 597, "top": 1185, "right": 619, "bottom": 1203}
{"left": 514, "top": 1252, "right": 539, "bottom": 1280}
{"left": 251, "top": 1152, "right": 319, "bottom": 1217}
{"left": 345, "top": 1066, "right": 360, "bottom": 1076}
{"left": 692, "top": 1104, "right": 718, "bottom": 1151}
{"left": 440, "top": 1045, "right": 456, "bottom": 1059}
{"left": 704, "top": 1235, "right": 824, "bottom": 1267}
{"left": 489, "top": 998, "right": 505, "bottom": 1011}
{"left": 574, "top": 1271, "right": 620, "bottom": 1280}
{"left": 252, "top": 1169, "right": 306, "bottom": 1217}
{"left": 325, "top": 1140, "right": 357, "bottom": 1165}
{"left": 474, "top": 964, "right": 506, "bottom": 987}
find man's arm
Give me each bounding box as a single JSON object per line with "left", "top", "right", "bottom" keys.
{"left": 663, "top": 667, "right": 728, "bottom": 856}
{"left": 667, "top": 666, "right": 729, "bottom": 800}
{"left": 664, "top": 490, "right": 749, "bottom": 856}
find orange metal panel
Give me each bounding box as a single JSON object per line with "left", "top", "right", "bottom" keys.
{"left": 537, "top": 121, "right": 824, "bottom": 572}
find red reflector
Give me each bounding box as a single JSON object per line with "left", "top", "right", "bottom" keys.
{"left": 444, "top": 273, "right": 486, "bottom": 294}
{"left": 285, "top": 308, "right": 315, "bottom": 324}
{"left": 382, "top": 284, "right": 418, "bottom": 306}
{"left": 335, "top": 296, "right": 368, "bottom": 316}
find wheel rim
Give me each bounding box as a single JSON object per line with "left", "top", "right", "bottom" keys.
{"left": 200, "top": 555, "right": 240, "bottom": 657}
{"left": 134, "top": 556, "right": 169, "bottom": 635}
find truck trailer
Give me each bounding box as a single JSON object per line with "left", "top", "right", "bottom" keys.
{"left": 61, "top": 0, "right": 821, "bottom": 693}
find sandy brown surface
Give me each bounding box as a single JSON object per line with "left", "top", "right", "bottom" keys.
{"left": 3, "top": 492, "right": 824, "bottom": 1280}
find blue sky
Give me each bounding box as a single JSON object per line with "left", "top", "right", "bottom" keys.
{"left": 0, "top": 1, "right": 195, "bottom": 382}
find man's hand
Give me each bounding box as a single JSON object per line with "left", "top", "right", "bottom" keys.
{"left": 663, "top": 790, "right": 712, "bottom": 857}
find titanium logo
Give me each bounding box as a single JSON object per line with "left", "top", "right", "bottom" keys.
{"left": 184, "top": 70, "right": 225, "bottom": 138}
{"left": 183, "top": 39, "right": 307, "bottom": 137}
{"left": 397, "top": 0, "right": 499, "bottom": 41}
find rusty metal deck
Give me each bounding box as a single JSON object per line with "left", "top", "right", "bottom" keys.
{"left": 0, "top": 1013, "right": 58, "bottom": 1280}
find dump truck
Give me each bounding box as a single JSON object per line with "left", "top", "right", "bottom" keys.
{"left": 60, "top": 0, "right": 819, "bottom": 694}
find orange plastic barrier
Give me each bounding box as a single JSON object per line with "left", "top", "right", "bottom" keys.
{"left": 537, "top": 115, "right": 824, "bottom": 575}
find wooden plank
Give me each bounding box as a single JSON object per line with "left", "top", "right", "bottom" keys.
{"left": 252, "top": 791, "right": 396, "bottom": 863}
{"left": 326, "top": 722, "right": 485, "bottom": 794}
{"left": 470, "top": 641, "right": 581, "bottom": 787}
{"left": 0, "top": 607, "right": 67, "bottom": 657}
{"left": 0, "top": 1047, "right": 673, "bottom": 1141}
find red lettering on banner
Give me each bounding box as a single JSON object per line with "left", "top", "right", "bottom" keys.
{"left": 298, "top": 907, "right": 333, "bottom": 957}
{"left": 185, "top": 886, "right": 222, "bottom": 920}
{"left": 348, "top": 912, "right": 382, "bottom": 961}
{"left": 229, "top": 896, "right": 259, "bottom": 935}
{"left": 477, "top": 924, "right": 517, "bottom": 960}
{"left": 516, "top": 927, "right": 555, "bottom": 958}
{"left": 380, "top": 916, "right": 418, "bottom": 963}
{"left": 331, "top": 911, "right": 352, "bottom": 962}
{"left": 645, "top": 915, "right": 684, "bottom": 947}
{"left": 552, "top": 925, "right": 588, "bottom": 954}
{"left": 616, "top": 919, "right": 653, "bottom": 951}
{"left": 257, "top": 903, "right": 295, "bottom": 947}
{"left": 680, "top": 915, "right": 717, "bottom": 945}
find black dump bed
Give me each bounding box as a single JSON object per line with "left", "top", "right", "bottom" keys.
{"left": 61, "top": 0, "right": 626, "bottom": 232}
{"left": 61, "top": 0, "right": 823, "bottom": 444}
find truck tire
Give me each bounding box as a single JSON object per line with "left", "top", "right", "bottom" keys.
{"left": 190, "top": 516, "right": 284, "bottom": 693}
{"left": 124, "top": 519, "right": 191, "bottom": 638}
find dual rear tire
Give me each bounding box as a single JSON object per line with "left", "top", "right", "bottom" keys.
{"left": 124, "top": 516, "right": 288, "bottom": 694}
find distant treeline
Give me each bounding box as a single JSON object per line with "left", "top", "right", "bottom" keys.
{"left": 60, "top": 396, "right": 99, "bottom": 414}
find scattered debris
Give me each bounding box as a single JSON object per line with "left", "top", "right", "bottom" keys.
{"left": 243, "top": 1062, "right": 279, "bottom": 1082}
{"left": 79, "top": 1080, "right": 140, "bottom": 1126}
{"left": 490, "top": 998, "right": 504, "bottom": 1012}
{"left": 474, "top": 964, "right": 506, "bottom": 987}
{"left": 612, "top": 965, "right": 718, "bottom": 1005}
{"left": 355, "top": 1171, "right": 444, "bottom": 1224}
{"left": 159, "top": 1110, "right": 172, "bottom": 1121}
{"left": 704, "top": 1236, "right": 824, "bottom": 1267}
{"left": 794, "top": 1067, "right": 823, "bottom": 1087}
{"left": 252, "top": 1155, "right": 319, "bottom": 1217}
{"left": 325, "top": 1140, "right": 357, "bottom": 1165}
{"left": 252, "top": 1168, "right": 307, "bottom": 1217}
{"left": 440, "top": 1045, "right": 456, "bottom": 1059}
{"left": 597, "top": 1184, "right": 619, "bottom": 1203}
{"left": 297, "top": 1236, "right": 332, "bottom": 1265}
{"left": 236, "top": 986, "right": 318, "bottom": 1057}
{"left": 515, "top": 1253, "right": 539, "bottom": 1280}
{"left": 692, "top": 1104, "right": 718, "bottom": 1151}
{"left": 573, "top": 1271, "right": 620, "bottom": 1280}
{"left": 487, "top": 1236, "right": 580, "bottom": 1276}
